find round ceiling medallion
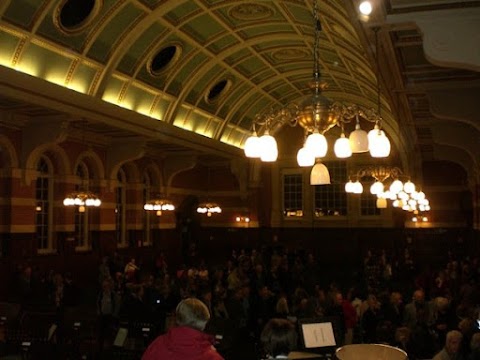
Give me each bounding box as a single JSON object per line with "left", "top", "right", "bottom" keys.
{"left": 229, "top": 3, "right": 274, "bottom": 21}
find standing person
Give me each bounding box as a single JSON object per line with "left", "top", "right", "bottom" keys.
{"left": 142, "top": 298, "right": 224, "bottom": 360}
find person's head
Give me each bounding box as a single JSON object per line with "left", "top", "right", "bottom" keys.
{"left": 471, "top": 333, "right": 480, "bottom": 352}
{"left": 261, "top": 318, "right": 297, "bottom": 357}
{"left": 413, "top": 289, "right": 425, "bottom": 304}
{"left": 390, "top": 291, "right": 402, "bottom": 306}
{"left": 276, "top": 296, "right": 289, "bottom": 315}
{"left": 175, "top": 298, "right": 210, "bottom": 331}
{"left": 445, "top": 330, "right": 463, "bottom": 354}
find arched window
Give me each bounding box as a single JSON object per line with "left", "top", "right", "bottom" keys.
{"left": 75, "top": 161, "right": 90, "bottom": 250}
{"left": 142, "top": 173, "right": 152, "bottom": 246}
{"left": 36, "top": 156, "right": 54, "bottom": 252}
{"left": 115, "top": 168, "right": 127, "bottom": 247}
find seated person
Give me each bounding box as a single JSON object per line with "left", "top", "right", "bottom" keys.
{"left": 261, "top": 318, "right": 298, "bottom": 359}
{"left": 433, "top": 330, "right": 464, "bottom": 360}
{"left": 142, "top": 298, "right": 223, "bottom": 360}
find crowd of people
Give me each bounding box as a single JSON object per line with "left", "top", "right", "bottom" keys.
{"left": 7, "top": 243, "right": 480, "bottom": 359}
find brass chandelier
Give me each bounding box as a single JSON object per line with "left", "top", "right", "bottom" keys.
{"left": 345, "top": 165, "right": 431, "bottom": 212}
{"left": 244, "top": 0, "right": 391, "bottom": 185}
{"left": 63, "top": 190, "right": 101, "bottom": 213}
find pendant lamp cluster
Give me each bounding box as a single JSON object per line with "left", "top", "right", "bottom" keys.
{"left": 144, "top": 197, "right": 175, "bottom": 216}
{"left": 244, "top": 0, "right": 391, "bottom": 185}
{"left": 345, "top": 165, "right": 431, "bottom": 213}
{"left": 63, "top": 190, "right": 101, "bottom": 213}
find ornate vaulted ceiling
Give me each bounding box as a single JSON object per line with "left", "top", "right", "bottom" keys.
{"left": 0, "top": 0, "right": 479, "bottom": 182}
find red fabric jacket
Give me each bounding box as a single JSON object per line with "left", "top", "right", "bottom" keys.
{"left": 141, "top": 326, "right": 224, "bottom": 360}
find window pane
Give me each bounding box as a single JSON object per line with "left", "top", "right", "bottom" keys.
{"left": 283, "top": 174, "right": 303, "bottom": 217}
{"left": 361, "top": 181, "right": 381, "bottom": 215}
{"left": 314, "top": 161, "right": 347, "bottom": 217}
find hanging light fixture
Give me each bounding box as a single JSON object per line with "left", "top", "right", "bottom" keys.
{"left": 196, "top": 166, "right": 222, "bottom": 216}
{"left": 244, "top": 0, "right": 391, "bottom": 174}
{"left": 197, "top": 202, "right": 222, "bottom": 217}
{"left": 345, "top": 165, "right": 431, "bottom": 211}
{"left": 144, "top": 198, "right": 175, "bottom": 216}
{"left": 63, "top": 190, "right": 101, "bottom": 213}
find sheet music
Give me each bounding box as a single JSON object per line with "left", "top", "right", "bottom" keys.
{"left": 302, "top": 323, "right": 336, "bottom": 348}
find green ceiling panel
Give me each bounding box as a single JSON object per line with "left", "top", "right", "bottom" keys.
{"left": 103, "top": 77, "right": 126, "bottom": 103}
{"left": 151, "top": 96, "right": 172, "bottom": 122}
{"left": 283, "top": 3, "right": 312, "bottom": 25}
{"left": 88, "top": 3, "right": 144, "bottom": 63}
{"left": 37, "top": 16, "right": 87, "bottom": 53}
{"left": 180, "top": 14, "right": 225, "bottom": 45}
{"left": 72, "top": 63, "right": 98, "bottom": 93}
{"left": 224, "top": 48, "right": 253, "bottom": 66}
{"left": 167, "top": 52, "right": 209, "bottom": 96}
{"left": 0, "top": 31, "right": 20, "bottom": 67}
{"left": 3, "top": 0, "right": 46, "bottom": 29}
{"left": 220, "top": 124, "right": 247, "bottom": 147}
{"left": 163, "top": 1, "right": 202, "bottom": 25}
{"left": 20, "top": 43, "right": 72, "bottom": 81}
{"left": 206, "top": 34, "right": 239, "bottom": 54}
{"left": 117, "top": 22, "right": 169, "bottom": 75}
{"left": 238, "top": 24, "right": 295, "bottom": 39}
{"left": 250, "top": 68, "right": 277, "bottom": 84}
{"left": 141, "top": 0, "right": 168, "bottom": 8}
{"left": 123, "top": 84, "right": 156, "bottom": 114}
{"left": 235, "top": 57, "right": 269, "bottom": 78}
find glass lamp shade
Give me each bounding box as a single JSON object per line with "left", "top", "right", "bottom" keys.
{"left": 305, "top": 130, "right": 328, "bottom": 158}
{"left": 370, "top": 181, "right": 384, "bottom": 195}
{"left": 359, "top": 1, "right": 373, "bottom": 15}
{"left": 310, "top": 162, "right": 330, "bottom": 185}
{"left": 297, "top": 146, "right": 315, "bottom": 167}
{"left": 349, "top": 123, "right": 369, "bottom": 153}
{"left": 352, "top": 181, "right": 363, "bottom": 194}
{"left": 259, "top": 133, "right": 278, "bottom": 162}
{"left": 244, "top": 133, "right": 261, "bottom": 158}
{"left": 403, "top": 180, "right": 415, "bottom": 194}
{"left": 334, "top": 134, "right": 352, "bottom": 158}
{"left": 376, "top": 198, "right": 387, "bottom": 209}
{"left": 389, "top": 179, "right": 403, "bottom": 194}
{"left": 368, "top": 127, "right": 391, "bottom": 158}
{"left": 345, "top": 180, "right": 355, "bottom": 193}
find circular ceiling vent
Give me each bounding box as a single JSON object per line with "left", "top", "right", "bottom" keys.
{"left": 148, "top": 45, "right": 181, "bottom": 76}
{"left": 206, "top": 79, "right": 231, "bottom": 104}
{"left": 55, "top": 0, "right": 101, "bottom": 34}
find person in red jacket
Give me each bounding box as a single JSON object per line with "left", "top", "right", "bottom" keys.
{"left": 141, "top": 297, "right": 224, "bottom": 360}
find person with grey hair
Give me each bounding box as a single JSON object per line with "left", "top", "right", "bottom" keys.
{"left": 142, "top": 298, "right": 224, "bottom": 360}
{"left": 433, "top": 330, "right": 465, "bottom": 360}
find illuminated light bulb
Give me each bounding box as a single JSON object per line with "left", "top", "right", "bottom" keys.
{"left": 359, "top": 1, "right": 373, "bottom": 15}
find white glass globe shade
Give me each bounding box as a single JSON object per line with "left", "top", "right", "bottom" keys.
{"left": 297, "top": 147, "right": 315, "bottom": 167}
{"left": 345, "top": 181, "right": 355, "bottom": 193}
{"left": 403, "top": 180, "right": 415, "bottom": 194}
{"left": 370, "top": 181, "right": 384, "bottom": 195}
{"left": 349, "top": 123, "right": 369, "bottom": 153}
{"left": 305, "top": 130, "right": 328, "bottom": 158}
{"left": 390, "top": 179, "right": 403, "bottom": 194}
{"left": 259, "top": 134, "right": 278, "bottom": 162}
{"left": 334, "top": 134, "right": 352, "bottom": 158}
{"left": 369, "top": 129, "right": 391, "bottom": 158}
{"left": 244, "top": 133, "right": 261, "bottom": 158}
{"left": 353, "top": 181, "right": 363, "bottom": 194}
